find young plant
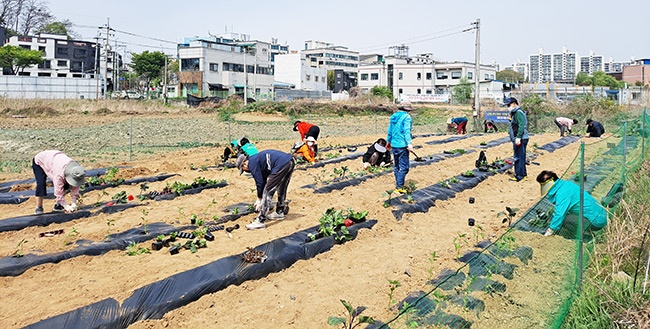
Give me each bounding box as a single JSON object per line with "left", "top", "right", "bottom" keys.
{"left": 140, "top": 209, "right": 149, "bottom": 234}
{"left": 139, "top": 182, "right": 149, "bottom": 201}
{"left": 13, "top": 238, "right": 28, "bottom": 257}
{"left": 427, "top": 251, "right": 439, "bottom": 279}
{"left": 177, "top": 207, "right": 184, "bottom": 223}
{"left": 93, "top": 190, "right": 109, "bottom": 207}
{"left": 448, "top": 177, "right": 460, "bottom": 184}
{"left": 327, "top": 300, "right": 375, "bottom": 328}
{"left": 438, "top": 180, "right": 451, "bottom": 189}
{"left": 497, "top": 206, "right": 519, "bottom": 226}
{"left": 105, "top": 218, "right": 115, "bottom": 239}
{"left": 480, "top": 141, "right": 488, "bottom": 146}
{"left": 112, "top": 191, "right": 128, "bottom": 204}
{"left": 404, "top": 181, "right": 417, "bottom": 195}
{"left": 125, "top": 242, "right": 151, "bottom": 256}
{"left": 462, "top": 170, "right": 475, "bottom": 177}
{"left": 232, "top": 207, "right": 239, "bottom": 215}
{"left": 472, "top": 225, "right": 484, "bottom": 245}
{"left": 156, "top": 234, "right": 165, "bottom": 242}
{"left": 495, "top": 234, "right": 518, "bottom": 253}
{"left": 453, "top": 233, "right": 468, "bottom": 259}
{"left": 383, "top": 189, "right": 394, "bottom": 208}
{"left": 387, "top": 279, "right": 402, "bottom": 308}
{"left": 64, "top": 226, "right": 79, "bottom": 246}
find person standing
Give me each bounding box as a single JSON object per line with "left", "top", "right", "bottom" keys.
{"left": 32, "top": 150, "right": 86, "bottom": 214}
{"left": 236, "top": 150, "right": 295, "bottom": 230}
{"left": 554, "top": 117, "right": 578, "bottom": 137}
{"left": 447, "top": 116, "right": 468, "bottom": 134}
{"left": 585, "top": 119, "right": 605, "bottom": 138}
{"left": 386, "top": 103, "right": 414, "bottom": 192}
{"left": 506, "top": 97, "right": 529, "bottom": 182}
{"left": 536, "top": 170, "right": 607, "bottom": 237}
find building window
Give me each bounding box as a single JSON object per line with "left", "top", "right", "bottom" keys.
{"left": 426, "top": 89, "right": 432, "bottom": 94}
{"left": 57, "top": 47, "right": 68, "bottom": 55}
{"left": 417, "top": 89, "right": 421, "bottom": 94}
{"left": 484, "top": 74, "right": 489, "bottom": 80}
{"left": 57, "top": 60, "right": 67, "bottom": 67}
{"left": 73, "top": 48, "right": 86, "bottom": 58}
{"left": 437, "top": 72, "right": 448, "bottom": 79}
{"left": 417, "top": 72, "right": 422, "bottom": 80}
{"left": 398, "top": 72, "right": 403, "bottom": 80}
{"left": 70, "top": 61, "right": 83, "bottom": 72}
{"left": 315, "top": 76, "right": 319, "bottom": 82}
{"left": 38, "top": 72, "right": 51, "bottom": 77}
{"left": 426, "top": 72, "right": 432, "bottom": 80}
{"left": 38, "top": 60, "right": 51, "bottom": 69}
{"left": 181, "top": 83, "right": 199, "bottom": 96}
{"left": 181, "top": 58, "right": 200, "bottom": 71}
{"left": 398, "top": 88, "right": 403, "bottom": 94}
{"left": 490, "top": 74, "right": 495, "bottom": 80}
{"left": 360, "top": 73, "right": 368, "bottom": 81}
{"left": 467, "top": 72, "right": 473, "bottom": 79}
{"left": 451, "top": 71, "right": 462, "bottom": 79}
{"left": 38, "top": 46, "right": 45, "bottom": 53}
{"left": 20, "top": 45, "right": 30, "bottom": 50}
{"left": 370, "top": 73, "right": 379, "bottom": 80}
{"left": 18, "top": 71, "right": 30, "bottom": 76}
{"left": 57, "top": 73, "right": 67, "bottom": 77}
{"left": 209, "top": 63, "right": 218, "bottom": 71}
{"left": 306, "top": 74, "right": 311, "bottom": 81}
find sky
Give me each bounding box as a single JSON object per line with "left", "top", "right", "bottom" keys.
{"left": 50, "top": 0, "right": 650, "bottom": 67}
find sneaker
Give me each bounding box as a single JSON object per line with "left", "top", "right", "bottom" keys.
{"left": 395, "top": 187, "right": 407, "bottom": 194}
{"left": 266, "top": 211, "right": 285, "bottom": 221}
{"left": 53, "top": 203, "right": 64, "bottom": 212}
{"left": 509, "top": 176, "right": 527, "bottom": 182}
{"left": 34, "top": 206, "right": 44, "bottom": 215}
{"left": 246, "top": 218, "right": 266, "bottom": 230}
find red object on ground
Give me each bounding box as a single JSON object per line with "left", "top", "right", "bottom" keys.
{"left": 106, "top": 201, "right": 115, "bottom": 206}
{"left": 505, "top": 159, "right": 513, "bottom": 165}
{"left": 127, "top": 195, "right": 134, "bottom": 201}
{"left": 344, "top": 219, "right": 353, "bottom": 227}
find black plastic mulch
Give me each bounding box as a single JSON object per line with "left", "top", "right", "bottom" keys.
{"left": 24, "top": 220, "right": 377, "bottom": 329}
{"left": 153, "top": 182, "right": 228, "bottom": 201}
{"left": 0, "top": 167, "right": 114, "bottom": 193}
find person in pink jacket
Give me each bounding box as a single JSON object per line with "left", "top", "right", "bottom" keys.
{"left": 32, "top": 150, "right": 86, "bottom": 214}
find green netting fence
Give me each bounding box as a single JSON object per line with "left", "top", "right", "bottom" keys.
{"left": 373, "top": 109, "right": 650, "bottom": 329}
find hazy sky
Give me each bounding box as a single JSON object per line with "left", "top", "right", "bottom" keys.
{"left": 51, "top": 0, "right": 649, "bottom": 66}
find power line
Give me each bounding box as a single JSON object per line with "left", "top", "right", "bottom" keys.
{"left": 111, "top": 28, "right": 176, "bottom": 44}
{"left": 356, "top": 23, "right": 473, "bottom": 52}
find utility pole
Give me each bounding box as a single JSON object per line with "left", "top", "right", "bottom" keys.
{"left": 95, "top": 33, "right": 100, "bottom": 99}
{"left": 473, "top": 19, "right": 481, "bottom": 132}
{"left": 103, "top": 18, "right": 110, "bottom": 98}
{"left": 163, "top": 53, "right": 168, "bottom": 104}
{"left": 243, "top": 45, "right": 248, "bottom": 106}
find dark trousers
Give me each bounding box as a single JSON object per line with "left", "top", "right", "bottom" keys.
{"left": 259, "top": 160, "right": 295, "bottom": 220}
{"left": 513, "top": 139, "right": 528, "bottom": 180}
{"left": 32, "top": 159, "right": 47, "bottom": 197}
{"left": 554, "top": 119, "right": 567, "bottom": 137}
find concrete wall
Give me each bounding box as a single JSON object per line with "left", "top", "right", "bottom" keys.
{"left": 0, "top": 76, "right": 101, "bottom": 99}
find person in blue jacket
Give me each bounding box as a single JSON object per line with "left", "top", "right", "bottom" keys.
{"left": 236, "top": 150, "right": 294, "bottom": 230}
{"left": 506, "top": 97, "right": 529, "bottom": 182}
{"left": 386, "top": 103, "right": 414, "bottom": 193}
{"left": 447, "top": 116, "right": 468, "bottom": 134}
{"left": 536, "top": 170, "right": 607, "bottom": 237}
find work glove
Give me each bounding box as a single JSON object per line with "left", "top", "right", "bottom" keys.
{"left": 254, "top": 198, "right": 263, "bottom": 212}
{"left": 544, "top": 228, "right": 554, "bottom": 237}
{"left": 64, "top": 204, "right": 76, "bottom": 213}
{"left": 71, "top": 203, "right": 78, "bottom": 211}
{"left": 407, "top": 144, "right": 414, "bottom": 152}
{"left": 363, "top": 162, "right": 370, "bottom": 169}
{"left": 379, "top": 162, "right": 386, "bottom": 167}
{"left": 515, "top": 138, "right": 521, "bottom": 146}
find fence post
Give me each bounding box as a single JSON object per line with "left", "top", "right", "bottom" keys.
{"left": 129, "top": 116, "right": 133, "bottom": 162}
{"left": 642, "top": 110, "right": 646, "bottom": 160}
{"left": 623, "top": 122, "right": 627, "bottom": 175}
{"left": 578, "top": 141, "right": 585, "bottom": 292}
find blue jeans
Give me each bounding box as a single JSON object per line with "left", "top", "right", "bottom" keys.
{"left": 513, "top": 138, "right": 528, "bottom": 180}
{"left": 392, "top": 147, "right": 410, "bottom": 188}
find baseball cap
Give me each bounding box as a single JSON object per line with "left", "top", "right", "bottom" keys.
{"left": 504, "top": 97, "right": 518, "bottom": 106}
{"left": 64, "top": 162, "right": 86, "bottom": 187}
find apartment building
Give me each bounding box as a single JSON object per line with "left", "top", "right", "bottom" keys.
{"left": 504, "top": 60, "right": 529, "bottom": 81}
{"left": 177, "top": 33, "right": 278, "bottom": 98}
{"left": 529, "top": 48, "right": 577, "bottom": 83}
{"left": 622, "top": 58, "right": 650, "bottom": 86}
{"left": 302, "top": 40, "right": 359, "bottom": 92}
{"left": 273, "top": 51, "right": 327, "bottom": 91}
{"left": 579, "top": 50, "right": 604, "bottom": 75}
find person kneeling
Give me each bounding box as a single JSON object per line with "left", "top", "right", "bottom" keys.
{"left": 292, "top": 136, "right": 318, "bottom": 164}
{"left": 362, "top": 138, "right": 391, "bottom": 170}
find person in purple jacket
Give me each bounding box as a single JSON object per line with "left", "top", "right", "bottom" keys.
{"left": 236, "top": 150, "right": 295, "bottom": 230}
{"left": 33, "top": 150, "right": 86, "bottom": 214}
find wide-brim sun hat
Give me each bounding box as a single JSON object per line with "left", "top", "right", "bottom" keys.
{"left": 539, "top": 178, "right": 555, "bottom": 196}
{"left": 398, "top": 103, "right": 414, "bottom": 111}
{"left": 446, "top": 118, "right": 452, "bottom": 125}
{"left": 64, "top": 162, "right": 86, "bottom": 187}
{"left": 374, "top": 142, "right": 387, "bottom": 153}
{"left": 236, "top": 154, "right": 248, "bottom": 175}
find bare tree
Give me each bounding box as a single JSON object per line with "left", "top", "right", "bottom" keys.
{"left": 18, "top": 0, "right": 51, "bottom": 35}
{"left": 0, "top": 0, "right": 19, "bottom": 29}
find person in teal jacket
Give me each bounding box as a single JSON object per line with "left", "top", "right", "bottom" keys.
{"left": 386, "top": 103, "right": 414, "bottom": 192}
{"left": 223, "top": 137, "right": 258, "bottom": 161}
{"left": 536, "top": 170, "right": 607, "bottom": 237}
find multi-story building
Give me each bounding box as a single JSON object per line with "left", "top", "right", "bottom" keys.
{"left": 530, "top": 48, "right": 577, "bottom": 83}
{"left": 357, "top": 55, "right": 498, "bottom": 102}
{"left": 604, "top": 57, "right": 630, "bottom": 74}
{"left": 504, "top": 60, "right": 529, "bottom": 82}
{"left": 177, "top": 33, "right": 276, "bottom": 98}
{"left": 273, "top": 51, "right": 327, "bottom": 91}
{"left": 622, "top": 58, "right": 650, "bottom": 86}
{"left": 302, "top": 40, "right": 359, "bottom": 92}
{"left": 579, "top": 50, "right": 604, "bottom": 75}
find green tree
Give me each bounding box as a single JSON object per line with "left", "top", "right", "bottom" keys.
{"left": 130, "top": 51, "right": 166, "bottom": 91}
{"left": 35, "top": 20, "right": 78, "bottom": 39}
{"left": 370, "top": 86, "right": 393, "bottom": 100}
{"left": 496, "top": 69, "right": 524, "bottom": 83}
{"left": 521, "top": 93, "right": 550, "bottom": 132}
{"left": 592, "top": 71, "right": 623, "bottom": 89}
{"left": 575, "top": 72, "right": 591, "bottom": 86}
{"left": 327, "top": 70, "right": 335, "bottom": 90}
{"left": 0, "top": 45, "right": 44, "bottom": 75}
{"left": 452, "top": 77, "right": 473, "bottom": 104}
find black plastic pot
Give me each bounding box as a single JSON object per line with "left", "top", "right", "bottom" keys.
{"left": 225, "top": 224, "right": 240, "bottom": 233}
{"left": 162, "top": 238, "right": 172, "bottom": 247}
{"left": 205, "top": 232, "right": 215, "bottom": 241}
{"left": 169, "top": 245, "right": 180, "bottom": 255}
{"left": 469, "top": 197, "right": 475, "bottom": 204}
{"left": 190, "top": 218, "right": 196, "bottom": 225}
{"left": 151, "top": 241, "right": 163, "bottom": 251}
{"left": 468, "top": 218, "right": 475, "bottom": 226}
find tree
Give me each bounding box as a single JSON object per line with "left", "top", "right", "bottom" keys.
{"left": 496, "top": 69, "right": 524, "bottom": 83}
{"left": 0, "top": 44, "right": 43, "bottom": 75}
{"left": 327, "top": 70, "right": 335, "bottom": 90}
{"left": 35, "top": 19, "right": 78, "bottom": 39}
{"left": 370, "top": 85, "right": 393, "bottom": 100}
{"left": 130, "top": 51, "right": 166, "bottom": 91}
{"left": 0, "top": 0, "right": 54, "bottom": 36}
{"left": 452, "top": 77, "right": 473, "bottom": 104}
{"left": 575, "top": 72, "right": 591, "bottom": 86}
{"left": 576, "top": 71, "right": 624, "bottom": 89}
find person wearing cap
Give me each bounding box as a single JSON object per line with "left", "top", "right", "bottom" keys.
{"left": 293, "top": 136, "right": 318, "bottom": 163}
{"left": 386, "top": 103, "right": 414, "bottom": 192}
{"left": 236, "top": 150, "right": 295, "bottom": 230}
{"left": 483, "top": 119, "right": 499, "bottom": 133}
{"left": 536, "top": 170, "right": 607, "bottom": 237}
{"left": 585, "top": 119, "right": 605, "bottom": 138}
{"left": 506, "top": 97, "right": 529, "bottom": 182}
{"left": 32, "top": 150, "right": 86, "bottom": 214}
{"left": 554, "top": 117, "right": 578, "bottom": 137}
{"left": 223, "top": 136, "right": 258, "bottom": 162}
{"left": 293, "top": 120, "right": 320, "bottom": 154}
{"left": 362, "top": 138, "right": 391, "bottom": 169}
{"left": 447, "top": 116, "right": 468, "bottom": 135}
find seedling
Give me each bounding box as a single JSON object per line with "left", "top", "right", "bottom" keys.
{"left": 427, "top": 251, "right": 439, "bottom": 279}
{"left": 453, "top": 233, "right": 468, "bottom": 259}
{"left": 125, "top": 242, "right": 150, "bottom": 256}
{"left": 139, "top": 183, "right": 149, "bottom": 201}
{"left": 462, "top": 170, "right": 475, "bottom": 177}
{"left": 448, "top": 177, "right": 460, "bottom": 184}
{"left": 64, "top": 226, "right": 79, "bottom": 246}
{"left": 472, "top": 225, "right": 484, "bottom": 245}
{"left": 232, "top": 207, "right": 239, "bottom": 215}
{"left": 387, "top": 279, "right": 402, "bottom": 308}
{"left": 382, "top": 189, "right": 394, "bottom": 208}
{"left": 156, "top": 234, "right": 165, "bottom": 242}
{"left": 13, "top": 238, "right": 28, "bottom": 257}
{"left": 438, "top": 180, "right": 451, "bottom": 189}
{"left": 140, "top": 209, "right": 149, "bottom": 234}
{"left": 93, "top": 190, "right": 109, "bottom": 207}
{"left": 112, "top": 191, "right": 128, "bottom": 204}
{"left": 404, "top": 181, "right": 417, "bottom": 195}
{"left": 327, "top": 299, "right": 375, "bottom": 329}
{"left": 495, "top": 234, "right": 518, "bottom": 253}
{"left": 105, "top": 218, "right": 115, "bottom": 239}
{"left": 246, "top": 204, "right": 255, "bottom": 212}
{"left": 480, "top": 141, "right": 488, "bottom": 146}
{"left": 192, "top": 227, "right": 208, "bottom": 239}
{"left": 497, "top": 206, "right": 519, "bottom": 226}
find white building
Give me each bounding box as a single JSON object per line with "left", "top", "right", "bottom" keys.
{"left": 579, "top": 50, "right": 604, "bottom": 75}
{"left": 177, "top": 33, "right": 276, "bottom": 98}
{"left": 504, "top": 60, "right": 529, "bottom": 81}
{"left": 273, "top": 51, "right": 327, "bottom": 91}
{"left": 357, "top": 55, "right": 498, "bottom": 102}
{"left": 529, "top": 47, "right": 578, "bottom": 83}
{"left": 604, "top": 57, "right": 630, "bottom": 74}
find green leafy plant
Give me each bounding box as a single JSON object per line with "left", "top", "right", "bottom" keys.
{"left": 453, "top": 233, "right": 468, "bottom": 259}
{"left": 125, "top": 242, "right": 151, "bottom": 256}
{"left": 192, "top": 227, "right": 207, "bottom": 239}
{"left": 404, "top": 181, "right": 417, "bottom": 195}
{"left": 140, "top": 209, "right": 149, "bottom": 234}
{"left": 497, "top": 206, "right": 519, "bottom": 226}
{"left": 327, "top": 299, "right": 375, "bottom": 328}
{"left": 13, "top": 238, "right": 28, "bottom": 257}
{"left": 112, "top": 191, "right": 128, "bottom": 204}
{"left": 246, "top": 204, "right": 255, "bottom": 212}
{"left": 232, "top": 207, "right": 239, "bottom": 215}
{"left": 472, "top": 225, "right": 484, "bottom": 245}
{"left": 345, "top": 208, "right": 368, "bottom": 222}
{"left": 307, "top": 208, "right": 354, "bottom": 242}
{"left": 461, "top": 170, "right": 475, "bottom": 177}
{"left": 449, "top": 149, "right": 467, "bottom": 154}
{"left": 87, "top": 167, "right": 124, "bottom": 186}
{"left": 382, "top": 189, "right": 394, "bottom": 208}
{"left": 387, "top": 279, "right": 402, "bottom": 308}
{"left": 139, "top": 182, "right": 149, "bottom": 201}
{"left": 64, "top": 226, "right": 79, "bottom": 246}
{"left": 93, "top": 190, "right": 109, "bottom": 207}
{"left": 156, "top": 234, "right": 165, "bottom": 242}
{"left": 105, "top": 218, "right": 115, "bottom": 239}
{"left": 332, "top": 166, "right": 349, "bottom": 179}
{"left": 495, "top": 234, "right": 518, "bottom": 253}
{"left": 438, "top": 180, "right": 451, "bottom": 189}
{"left": 427, "top": 251, "right": 439, "bottom": 279}
{"left": 480, "top": 141, "right": 488, "bottom": 146}
{"left": 448, "top": 177, "right": 460, "bottom": 184}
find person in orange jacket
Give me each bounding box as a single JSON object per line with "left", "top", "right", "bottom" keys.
{"left": 293, "top": 120, "right": 320, "bottom": 155}
{"left": 293, "top": 136, "right": 318, "bottom": 163}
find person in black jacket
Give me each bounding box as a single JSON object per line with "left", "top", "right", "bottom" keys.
{"left": 586, "top": 119, "right": 605, "bottom": 138}
{"left": 362, "top": 138, "right": 391, "bottom": 169}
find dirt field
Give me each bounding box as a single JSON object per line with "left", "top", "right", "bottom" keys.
{"left": 0, "top": 109, "right": 606, "bottom": 329}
